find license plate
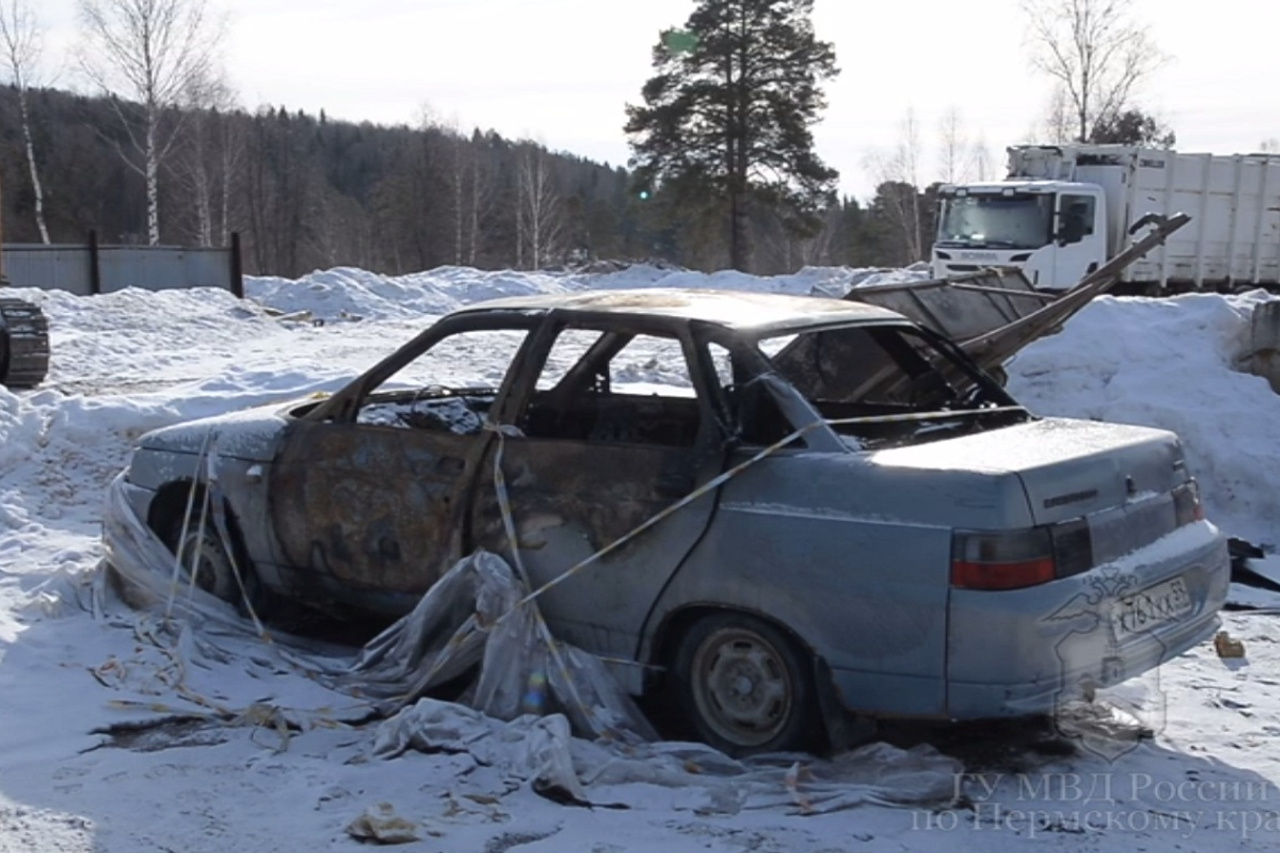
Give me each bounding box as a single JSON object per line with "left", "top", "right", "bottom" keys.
{"left": 1116, "top": 577, "right": 1192, "bottom": 636}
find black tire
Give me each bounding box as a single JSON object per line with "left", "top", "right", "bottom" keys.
{"left": 673, "top": 612, "right": 823, "bottom": 756}
{"left": 162, "top": 501, "right": 274, "bottom": 618}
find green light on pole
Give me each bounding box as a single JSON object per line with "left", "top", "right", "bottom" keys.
{"left": 664, "top": 30, "right": 698, "bottom": 54}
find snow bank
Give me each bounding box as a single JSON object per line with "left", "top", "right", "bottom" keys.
{"left": 5, "top": 268, "right": 1280, "bottom": 851}
{"left": 244, "top": 263, "right": 931, "bottom": 322}
{"left": 1007, "top": 289, "right": 1280, "bottom": 545}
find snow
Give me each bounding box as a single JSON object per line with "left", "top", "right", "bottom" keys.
{"left": 3, "top": 267, "right": 1280, "bottom": 850}
{"left": 1006, "top": 289, "right": 1280, "bottom": 547}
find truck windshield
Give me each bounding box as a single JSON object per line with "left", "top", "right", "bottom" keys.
{"left": 937, "top": 193, "right": 1054, "bottom": 250}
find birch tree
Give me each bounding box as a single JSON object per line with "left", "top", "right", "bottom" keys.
{"left": 77, "top": 0, "right": 224, "bottom": 245}
{"left": 1022, "top": 0, "right": 1164, "bottom": 143}
{"left": 173, "top": 69, "right": 239, "bottom": 246}
{"left": 515, "top": 143, "right": 563, "bottom": 270}
{"left": 0, "top": 0, "right": 50, "bottom": 242}
{"left": 937, "top": 107, "right": 994, "bottom": 185}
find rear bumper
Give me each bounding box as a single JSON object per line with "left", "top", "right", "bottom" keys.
{"left": 944, "top": 520, "right": 1228, "bottom": 719}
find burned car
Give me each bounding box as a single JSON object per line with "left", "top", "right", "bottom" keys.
{"left": 115, "top": 289, "right": 1229, "bottom": 755}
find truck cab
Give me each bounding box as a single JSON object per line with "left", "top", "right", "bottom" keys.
{"left": 933, "top": 181, "right": 1107, "bottom": 291}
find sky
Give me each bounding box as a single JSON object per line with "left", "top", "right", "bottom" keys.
{"left": 29, "top": 0, "right": 1280, "bottom": 200}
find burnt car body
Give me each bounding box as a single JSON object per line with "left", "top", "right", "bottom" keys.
{"left": 116, "top": 289, "right": 1230, "bottom": 754}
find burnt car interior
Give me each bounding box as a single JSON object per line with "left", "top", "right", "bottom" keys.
{"left": 521, "top": 328, "right": 704, "bottom": 448}
{"left": 357, "top": 389, "right": 496, "bottom": 435}
{"left": 318, "top": 326, "right": 532, "bottom": 434}
{"left": 757, "top": 324, "right": 1027, "bottom": 448}
{"left": 300, "top": 314, "right": 1024, "bottom": 455}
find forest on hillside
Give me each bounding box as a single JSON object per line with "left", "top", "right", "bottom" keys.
{"left": 0, "top": 85, "right": 931, "bottom": 278}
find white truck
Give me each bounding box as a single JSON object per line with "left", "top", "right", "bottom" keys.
{"left": 933, "top": 144, "right": 1280, "bottom": 292}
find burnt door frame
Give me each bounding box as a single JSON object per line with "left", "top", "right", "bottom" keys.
{"left": 266, "top": 313, "right": 545, "bottom": 612}
{"left": 468, "top": 315, "right": 732, "bottom": 661}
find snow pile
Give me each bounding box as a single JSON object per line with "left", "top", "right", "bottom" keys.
{"left": 245, "top": 263, "right": 932, "bottom": 322}
{"left": 3, "top": 268, "right": 1280, "bottom": 850}
{"left": 1008, "top": 289, "right": 1280, "bottom": 545}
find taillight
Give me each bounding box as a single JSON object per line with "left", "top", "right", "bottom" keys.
{"left": 951, "top": 528, "right": 1055, "bottom": 590}
{"left": 1173, "top": 480, "right": 1203, "bottom": 527}
{"left": 952, "top": 520, "right": 1095, "bottom": 590}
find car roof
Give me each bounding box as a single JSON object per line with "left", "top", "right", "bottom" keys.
{"left": 450, "top": 287, "right": 906, "bottom": 335}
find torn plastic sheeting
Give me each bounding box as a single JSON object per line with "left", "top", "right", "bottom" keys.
{"left": 374, "top": 700, "right": 592, "bottom": 805}
{"left": 99, "top": 472, "right": 962, "bottom": 814}
{"left": 98, "top": 471, "right": 656, "bottom": 742}
{"left": 375, "top": 698, "right": 964, "bottom": 815}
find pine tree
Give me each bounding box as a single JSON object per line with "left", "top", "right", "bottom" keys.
{"left": 624, "top": 0, "right": 839, "bottom": 272}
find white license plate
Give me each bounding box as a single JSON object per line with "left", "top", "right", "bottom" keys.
{"left": 1116, "top": 577, "right": 1193, "bottom": 636}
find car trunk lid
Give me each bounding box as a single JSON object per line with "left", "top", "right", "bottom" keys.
{"left": 874, "top": 417, "right": 1185, "bottom": 530}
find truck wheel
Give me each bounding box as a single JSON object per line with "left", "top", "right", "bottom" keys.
{"left": 163, "top": 505, "right": 273, "bottom": 617}
{"left": 674, "top": 612, "right": 822, "bottom": 756}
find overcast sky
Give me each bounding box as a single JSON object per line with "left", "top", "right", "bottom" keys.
{"left": 31, "top": 0, "right": 1280, "bottom": 199}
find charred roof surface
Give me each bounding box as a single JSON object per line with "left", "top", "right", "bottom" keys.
{"left": 454, "top": 288, "right": 905, "bottom": 334}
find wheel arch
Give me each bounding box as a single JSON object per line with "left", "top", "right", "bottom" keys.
{"left": 146, "top": 479, "right": 251, "bottom": 564}
{"left": 648, "top": 602, "right": 821, "bottom": 678}
{"left": 649, "top": 602, "right": 865, "bottom": 752}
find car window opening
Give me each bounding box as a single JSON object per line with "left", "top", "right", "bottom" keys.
{"left": 522, "top": 328, "right": 703, "bottom": 449}
{"left": 759, "top": 325, "right": 1028, "bottom": 449}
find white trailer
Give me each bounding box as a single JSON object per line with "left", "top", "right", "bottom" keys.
{"left": 932, "top": 145, "right": 1280, "bottom": 292}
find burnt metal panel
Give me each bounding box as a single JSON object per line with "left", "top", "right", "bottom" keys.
{"left": 470, "top": 436, "right": 720, "bottom": 660}
{"left": 269, "top": 420, "right": 477, "bottom": 599}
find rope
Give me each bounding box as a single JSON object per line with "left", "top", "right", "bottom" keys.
{"left": 483, "top": 416, "right": 826, "bottom": 615}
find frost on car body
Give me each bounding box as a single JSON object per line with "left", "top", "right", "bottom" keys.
{"left": 116, "top": 289, "right": 1229, "bottom": 755}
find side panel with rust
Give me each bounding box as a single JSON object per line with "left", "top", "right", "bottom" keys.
{"left": 268, "top": 420, "right": 477, "bottom": 611}
{"left": 470, "top": 436, "right": 719, "bottom": 660}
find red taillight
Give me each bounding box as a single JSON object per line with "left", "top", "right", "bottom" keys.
{"left": 951, "top": 528, "right": 1057, "bottom": 590}
{"left": 951, "top": 556, "right": 1056, "bottom": 590}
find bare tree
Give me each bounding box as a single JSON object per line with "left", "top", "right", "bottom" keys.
{"left": 431, "top": 113, "right": 484, "bottom": 268}
{"left": 937, "top": 107, "right": 991, "bottom": 184}
{"left": 0, "top": 0, "right": 50, "bottom": 242}
{"left": 77, "top": 0, "right": 224, "bottom": 245}
{"left": 1033, "top": 85, "right": 1076, "bottom": 144}
{"left": 1022, "top": 0, "right": 1165, "bottom": 143}
{"left": 515, "top": 143, "right": 564, "bottom": 270}
{"left": 173, "top": 68, "right": 239, "bottom": 246}
{"left": 466, "top": 146, "right": 492, "bottom": 266}
{"left": 864, "top": 109, "right": 924, "bottom": 261}
{"left": 971, "top": 136, "right": 994, "bottom": 181}
{"left": 937, "top": 108, "right": 968, "bottom": 184}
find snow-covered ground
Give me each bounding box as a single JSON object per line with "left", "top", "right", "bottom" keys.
{"left": 2, "top": 265, "right": 1280, "bottom": 851}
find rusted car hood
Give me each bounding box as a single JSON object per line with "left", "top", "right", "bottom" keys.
{"left": 872, "top": 417, "right": 1183, "bottom": 525}
{"left": 136, "top": 403, "right": 295, "bottom": 461}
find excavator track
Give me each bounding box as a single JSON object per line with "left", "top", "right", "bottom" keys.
{"left": 0, "top": 297, "right": 50, "bottom": 389}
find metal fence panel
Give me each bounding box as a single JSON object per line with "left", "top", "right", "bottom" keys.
{"left": 2, "top": 243, "right": 238, "bottom": 295}
{"left": 3, "top": 245, "right": 95, "bottom": 295}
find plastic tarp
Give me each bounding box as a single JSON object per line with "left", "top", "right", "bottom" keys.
{"left": 374, "top": 698, "right": 964, "bottom": 814}
{"left": 99, "top": 472, "right": 654, "bottom": 742}
{"left": 97, "top": 471, "right": 964, "bottom": 812}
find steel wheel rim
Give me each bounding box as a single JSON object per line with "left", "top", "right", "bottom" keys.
{"left": 690, "top": 626, "right": 793, "bottom": 748}
{"left": 177, "top": 526, "right": 237, "bottom": 601}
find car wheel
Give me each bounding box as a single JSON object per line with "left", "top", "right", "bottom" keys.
{"left": 163, "top": 505, "right": 272, "bottom": 616}
{"left": 674, "top": 612, "right": 822, "bottom": 756}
